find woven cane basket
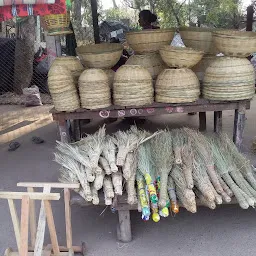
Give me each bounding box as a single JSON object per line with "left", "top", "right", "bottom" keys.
{"left": 103, "top": 69, "right": 115, "bottom": 89}
{"left": 213, "top": 30, "right": 256, "bottom": 57}
{"left": 126, "top": 29, "right": 175, "bottom": 54}
{"left": 51, "top": 57, "right": 84, "bottom": 87}
{"left": 48, "top": 65, "right": 80, "bottom": 111}
{"left": 159, "top": 46, "right": 204, "bottom": 68}
{"left": 192, "top": 55, "right": 216, "bottom": 81}
{"left": 203, "top": 57, "right": 255, "bottom": 100}
{"left": 76, "top": 43, "right": 123, "bottom": 69}
{"left": 125, "top": 53, "right": 167, "bottom": 80}
{"left": 179, "top": 27, "right": 218, "bottom": 54}
{"left": 155, "top": 68, "right": 200, "bottom": 103}
{"left": 113, "top": 65, "right": 154, "bottom": 107}
{"left": 44, "top": 13, "right": 72, "bottom": 36}
{"left": 79, "top": 69, "right": 111, "bottom": 109}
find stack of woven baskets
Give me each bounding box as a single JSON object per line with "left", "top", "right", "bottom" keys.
{"left": 113, "top": 29, "right": 174, "bottom": 107}
{"left": 203, "top": 30, "right": 256, "bottom": 101}
{"left": 48, "top": 65, "right": 80, "bottom": 112}
{"left": 76, "top": 43, "right": 123, "bottom": 109}
{"left": 179, "top": 27, "right": 217, "bottom": 81}
{"left": 155, "top": 46, "right": 204, "bottom": 103}
{"left": 51, "top": 56, "right": 84, "bottom": 87}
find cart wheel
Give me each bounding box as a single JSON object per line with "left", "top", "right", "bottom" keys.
{"left": 81, "top": 242, "right": 86, "bottom": 256}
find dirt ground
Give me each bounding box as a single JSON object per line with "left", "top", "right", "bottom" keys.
{"left": 0, "top": 99, "right": 256, "bottom": 256}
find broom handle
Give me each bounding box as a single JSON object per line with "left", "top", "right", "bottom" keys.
{"left": 144, "top": 173, "right": 158, "bottom": 204}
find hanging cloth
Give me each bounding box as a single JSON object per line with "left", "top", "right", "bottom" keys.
{"left": 0, "top": 0, "right": 56, "bottom": 6}
{"left": 0, "top": 0, "right": 67, "bottom": 22}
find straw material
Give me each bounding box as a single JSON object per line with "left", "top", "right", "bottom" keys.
{"left": 203, "top": 57, "right": 255, "bottom": 101}
{"left": 125, "top": 53, "right": 167, "bottom": 80}
{"left": 192, "top": 55, "right": 216, "bottom": 81}
{"left": 48, "top": 65, "right": 80, "bottom": 111}
{"left": 113, "top": 65, "right": 154, "bottom": 107}
{"left": 159, "top": 46, "right": 204, "bottom": 68}
{"left": 51, "top": 56, "right": 84, "bottom": 72}
{"left": 126, "top": 29, "right": 175, "bottom": 54}
{"left": 103, "top": 69, "right": 115, "bottom": 89}
{"left": 79, "top": 69, "right": 111, "bottom": 109}
{"left": 76, "top": 43, "right": 123, "bottom": 69}
{"left": 155, "top": 68, "right": 200, "bottom": 103}
{"left": 179, "top": 27, "right": 218, "bottom": 54}
{"left": 44, "top": 13, "right": 73, "bottom": 36}
{"left": 51, "top": 56, "right": 85, "bottom": 87}
{"left": 213, "top": 30, "right": 256, "bottom": 57}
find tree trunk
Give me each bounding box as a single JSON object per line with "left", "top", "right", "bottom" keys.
{"left": 14, "top": 16, "right": 35, "bottom": 95}
{"left": 71, "top": 0, "right": 87, "bottom": 46}
{"left": 90, "top": 0, "right": 100, "bottom": 44}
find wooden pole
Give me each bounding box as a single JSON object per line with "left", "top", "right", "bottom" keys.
{"left": 90, "top": 0, "right": 100, "bottom": 44}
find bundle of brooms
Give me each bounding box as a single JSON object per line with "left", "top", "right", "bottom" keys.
{"left": 55, "top": 126, "right": 256, "bottom": 222}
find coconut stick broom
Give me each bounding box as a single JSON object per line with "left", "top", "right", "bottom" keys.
{"left": 209, "top": 137, "right": 250, "bottom": 209}
{"left": 151, "top": 131, "right": 174, "bottom": 208}
{"left": 55, "top": 153, "right": 92, "bottom": 201}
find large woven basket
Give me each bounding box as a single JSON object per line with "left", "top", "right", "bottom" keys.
{"left": 192, "top": 55, "right": 216, "bottom": 81}
{"left": 125, "top": 53, "right": 167, "bottom": 80}
{"left": 76, "top": 43, "right": 123, "bottom": 69}
{"left": 213, "top": 30, "right": 256, "bottom": 57}
{"left": 179, "top": 27, "right": 217, "bottom": 55}
{"left": 155, "top": 68, "right": 200, "bottom": 103}
{"left": 44, "top": 13, "right": 73, "bottom": 36}
{"left": 126, "top": 29, "right": 175, "bottom": 54}
{"left": 113, "top": 65, "right": 154, "bottom": 107}
{"left": 159, "top": 46, "right": 204, "bottom": 68}
{"left": 48, "top": 65, "right": 80, "bottom": 112}
{"left": 79, "top": 69, "right": 111, "bottom": 109}
{"left": 203, "top": 57, "right": 255, "bottom": 100}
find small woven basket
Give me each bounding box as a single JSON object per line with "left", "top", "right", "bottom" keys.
{"left": 44, "top": 13, "right": 73, "bottom": 36}
{"left": 179, "top": 27, "right": 218, "bottom": 54}
{"left": 79, "top": 69, "right": 111, "bottom": 109}
{"left": 213, "top": 30, "right": 256, "bottom": 57}
{"left": 113, "top": 65, "right": 154, "bottom": 107}
{"left": 76, "top": 43, "right": 123, "bottom": 69}
{"left": 48, "top": 65, "right": 80, "bottom": 112}
{"left": 125, "top": 53, "right": 167, "bottom": 80}
{"left": 155, "top": 68, "right": 200, "bottom": 103}
{"left": 159, "top": 46, "right": 204, "bottom": 68}
{"left": 126, "top": 29, "right": 175, "bottom": 54}
{"left": 203, "top": 57, "right": 255, "bottom": 100}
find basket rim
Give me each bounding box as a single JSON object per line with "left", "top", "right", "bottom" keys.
{"left": 213, "top": 30, "right": 256, "bottom": 39}
{"left": 126, "top": 28, "right": 175, "bottom": 36}
{"left": 76, "top": 43, "right": 123, "bottom": 55}
{"left": 160, "top": 45, "right": 204, "bottom": 55}
{"left": 179, "top": 26, "right": 217, "bottom": 32}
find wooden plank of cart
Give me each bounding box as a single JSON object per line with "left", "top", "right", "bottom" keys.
{"left": 50, "top": 98, "right": 251, "bottom": 243}
{"left": 51, "top": 98, "right": 250, "bottom": 150}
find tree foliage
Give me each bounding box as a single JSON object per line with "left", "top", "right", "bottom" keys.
{"left": 121, "top": 0, "right": 244, "bottom": 28}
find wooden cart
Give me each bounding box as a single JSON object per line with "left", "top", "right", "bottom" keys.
{"left": 50, "top": 98, "right": 251, "bottom": 243}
